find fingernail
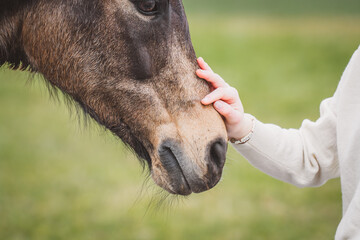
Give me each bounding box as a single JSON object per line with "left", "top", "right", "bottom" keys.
{"left": 197, "top": 69, "right": 204, "bottom": 74}
{"left": 202, "top": 96, "right": 209, "bottom": 103}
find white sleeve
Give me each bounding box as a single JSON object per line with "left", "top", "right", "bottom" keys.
{"left": 232, "top": 97, "right": 339, "bottom": 187}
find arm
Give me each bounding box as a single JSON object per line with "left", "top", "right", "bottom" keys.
{"left": 196, "top": 58, "right": 339, "bottom": 187}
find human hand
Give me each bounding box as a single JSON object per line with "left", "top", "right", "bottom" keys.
{"left": 196, "top": 57, "right": 253, "bottom": 140}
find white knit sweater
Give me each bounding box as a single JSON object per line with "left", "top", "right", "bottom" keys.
{"left": 232, "top": 45, "right": 360, "bottom": 239}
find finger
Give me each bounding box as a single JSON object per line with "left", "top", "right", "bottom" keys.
{"left": 196, "top": 70, "right": 227, "bottom": 89}
{"left": 201, "top": 87, "right": 238, "bottom": 105}
{"left": 213, "top": 100, "right": 242, "bottom": 125}
{"left": 197, "top": 57, "right": 213, "bottom": 72}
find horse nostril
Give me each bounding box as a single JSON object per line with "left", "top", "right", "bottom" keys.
{"left": 158, "top": 146, "right": 180, "bottom": 173}
{"left": 209, "top": 139, "right": 227, "bottom": 169}
{"left": 158, "top": 142, "right": 191, "bottom": 195}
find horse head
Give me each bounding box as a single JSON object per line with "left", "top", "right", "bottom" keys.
{"left": 0, "top": 0, "right": 227, "bottom": 195}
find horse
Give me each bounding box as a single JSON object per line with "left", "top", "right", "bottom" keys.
{"left": 0, "top": 0, "right": 228, "bottom": 195}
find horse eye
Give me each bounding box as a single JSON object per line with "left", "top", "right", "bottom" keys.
{"left": 137, "top": 0, "right": 158, "bottom": 15}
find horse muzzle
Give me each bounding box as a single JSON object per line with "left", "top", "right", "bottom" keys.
{"left": 153, "top": 138, "right": 227, "bottom": 195}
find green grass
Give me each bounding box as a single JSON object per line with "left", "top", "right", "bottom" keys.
{"left": 183, "top": 0, "right": 360, "bottom": 16}
{"left": 1, "top": 12, "right": 360, "bottom": 240}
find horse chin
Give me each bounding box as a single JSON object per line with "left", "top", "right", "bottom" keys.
{"left": 151, "top": 167, "right": 223, "bottom": 196}
{"left": 154, "top": 175, "right": 193, "bottom": 196}
{"left": 151, "top": 173, "right": 192, "bottom": 196}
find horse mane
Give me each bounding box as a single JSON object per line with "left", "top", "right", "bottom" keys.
{"left": 0, "top": 0, "right": 36, "bottom": 69}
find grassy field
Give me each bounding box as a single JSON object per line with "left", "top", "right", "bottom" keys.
{"left": 183, "top": 0, "right": 360, "bottom": 15}
{"left": 1, "top": 3, "right": 360, "bottom": 240}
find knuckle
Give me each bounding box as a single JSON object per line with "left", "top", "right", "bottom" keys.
{"left": 209, "top": 72, "right": 217, "bottom": 79}
{"left": 214, "top": 73, "right": 221, "bottom": 79}
{"left": 202, "top": 70, "right": 210, "bottom": 76}
{"left": 230, "top": 87, "right": 238, "bottom": 94}
{"left": 229, "top": 87, "right": 238, "bottom": 96}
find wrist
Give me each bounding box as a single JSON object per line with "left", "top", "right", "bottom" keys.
{"left": 227, "top": 114, "right": 254, "bottom": 142}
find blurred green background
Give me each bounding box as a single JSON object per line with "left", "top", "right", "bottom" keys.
{"left": 1, "top": 1, "right": 359, "bottom": 239}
